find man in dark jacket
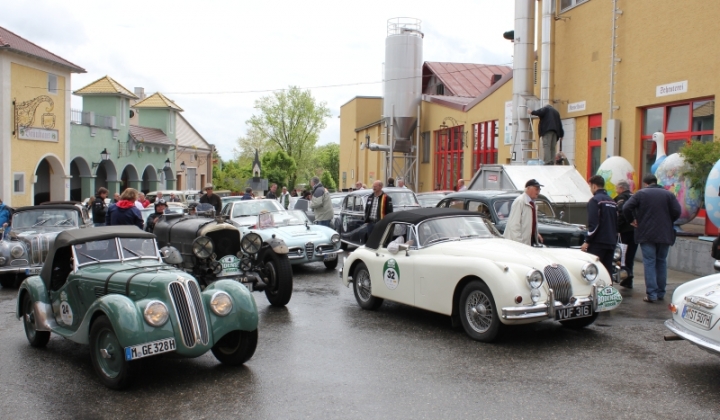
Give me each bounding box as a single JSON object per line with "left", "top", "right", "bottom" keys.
{"left": 145, "top": 200, "right": 167, "bottom": 233}
{"left": 528, "top": 104, "right": 564, "bottom": 165}
{"left": 622, "top": 173, "right": 681, "bottom": 302}
{"left": 614, "top": 179, "right": 638, "bottom": 289}
{"left": 240, "top": 187, "right": 254, "bottom": 201}
{"left": 364, "top": 181, "right": 393, "bottom": 236}
{"left": 106, "top": 188, "right": 144, "bottom": 229}
{"left": 92, "top": 187, "right": 109, "bottom": 226}
{"left": 266, "top": 183, "right": 278, "bottom": 200}
{"left": 199, "top": 183, "right": 222, "bottom": 213}
{"left": 581, "top": 175, "right": 618, "bottom": 276}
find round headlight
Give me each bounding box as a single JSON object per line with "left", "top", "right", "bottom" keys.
{"left": 331, "top": 234, "right": 340, "bottom": 244}
{"left": 530, "top": 288, "right": 541, "bottom": 303}
{"left": 526, "top": 269, "right": 544, "bottom": 289}
{"left": 192, "top": 236, "right": 214, "bottom": 259}
{"left": 210, "top": 292, "right": 233, "bottom": 316}
{"left": 613, "top": 245, "right": 622, "bottom": 261}
{"left": 11, "top": 245, "right": 24, "bottom": 259}
{"left": 241, "top": 232, "right": 263, "bottom": 254}
{"left": 581, "top": 262, "right": 599, "bottom": 283}
{"left": 0, "top": 256, "right": 6, "bottom": 266}
{"left": 143, "top": 301, "right": 169, "bottom": 327}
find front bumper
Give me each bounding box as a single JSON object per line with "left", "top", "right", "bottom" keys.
{"left": 501, "top": 286, "right": 599, "bottom": 320}
{"left": 0, "top": 263, "right": 36, "bottom": 276}
{"left": 287, "top": 247, "right": 342, "bottom": 263}
{"left": 665, "top": 318, "right": 720, "bottom": 356}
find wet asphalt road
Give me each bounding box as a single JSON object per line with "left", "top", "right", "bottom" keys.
{"left": 1, "top": 258, "right": 720, "bottom": 420}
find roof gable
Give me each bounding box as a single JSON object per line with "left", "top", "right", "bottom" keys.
{"left": 73, "top": 75, "right": 139, "bottom": 98}
{"left": 132, "top": 92, "right": 183, "bottom": 111}
{"left": 422, "top": 62, "right": 511, "bottom": 98}
{"left": 177, "top": 114, "right": 211, "bottom": 150}
{"left": 0, "top": 25, "right": 85, "bottom": 73}
{"left": 129, "top": 125, "right": 173, "bottom": 146}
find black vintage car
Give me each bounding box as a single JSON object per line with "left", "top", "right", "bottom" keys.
{"left": 153, "top": 204, "right": 293, "bottom": 306}
{"left": 338, "top": 187, "right": 420, "bottom": 249}
{"left": 437, "top": 190, "right": 587, "bottom": 248}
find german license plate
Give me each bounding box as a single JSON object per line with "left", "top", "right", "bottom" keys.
{"left": 25, "top": 268, "right": 41, "bottom": 276}
{"left": 682, "top": 305, "right": 712, "bottom": 329}
{"left": 324, "top": 253, "right": 337, "bottom": 261}
{"left": 125, "top": 338, "right": 176, "bottom": 361}
{"left": 555, "top": 303, "right": 592, "bottom": 320}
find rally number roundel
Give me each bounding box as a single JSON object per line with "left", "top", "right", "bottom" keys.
{"left": 383, "top": 259, "right": 400, "bottom": 290}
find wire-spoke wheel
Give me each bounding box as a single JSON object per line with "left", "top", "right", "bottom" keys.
{"left": 353, "top": 262, "right": 383, "bottom": 310}
{"left": 458, "top": 280, "right": 502, "bottom": 342}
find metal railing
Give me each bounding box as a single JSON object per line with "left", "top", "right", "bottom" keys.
{"left": 70, "top": 109, "right": 116, "bottom": 129}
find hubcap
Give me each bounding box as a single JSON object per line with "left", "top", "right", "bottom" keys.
{"left": 465, "top": 291, "right": 493, "bottom": 333}
{"left": 355, "top": 270, "right": 371, "bottom": 302}
{"left": 24, "top": 300, "right": 37, "bottom": 340}
{"left": 96, "top": 329, "right": 123, "bottom": 378}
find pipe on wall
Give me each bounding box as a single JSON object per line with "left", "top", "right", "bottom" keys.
{"left": 540, "top": 0, "right": 552, "bottom": 107}
{"left": 511, "top": 0, "right": 536, "bottom": 163}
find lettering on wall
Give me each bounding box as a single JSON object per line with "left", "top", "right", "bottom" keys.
{"left": 656, "top": 80, "right": 688, "bottom": 97}
{"left": 13, "top": 95, "right": 58, "bottom": 141}
{"left": 567, "top": 101, "right": 586, "bottom": 113}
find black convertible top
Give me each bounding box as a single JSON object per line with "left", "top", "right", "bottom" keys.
{"left": 14, "top": 204, "right": 83, "bottom": 213}
{"left": 41, "top": 226, "right": 154, "bottom": 283}
{"left": 365, "top": 208, "right": 471, "bottom": 249}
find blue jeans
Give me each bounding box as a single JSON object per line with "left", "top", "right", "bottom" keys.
{"left": 640, "top": 243, "right": 670, "bottom": 300}
{"left": 315, "top": 220, "right": 331, "bottom": 227}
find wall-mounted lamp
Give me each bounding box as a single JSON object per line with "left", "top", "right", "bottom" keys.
{"left": 164, "top": 158, "right": 171, "bottom": 169}
{"left": 92, "top": 148, "right": 110, "bottom": 169}
{"left": 179, "top": 161, "right": 187, "bottom": 172}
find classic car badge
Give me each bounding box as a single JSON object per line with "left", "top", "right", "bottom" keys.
{"left": 596, "top": 286, "right": 623, "bottom": 312}
{"left": 218, "top": 255, "right": 241, "bottom": 277}
{"left": 383, "top": 259, "right": 400, "bottom": 290}
{"left": 59, "top": 301, "right": 73, "bottom": 325}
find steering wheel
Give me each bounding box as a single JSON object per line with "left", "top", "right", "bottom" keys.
{"left": 422, "top": 233, "right": 443, "bottom": 246}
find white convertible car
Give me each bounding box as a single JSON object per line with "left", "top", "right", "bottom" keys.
{"left": 665, "top": 273, "right": 720, "bottom": 356}
{"left": 339, "top": 208, "right": 621, "bottom": 342}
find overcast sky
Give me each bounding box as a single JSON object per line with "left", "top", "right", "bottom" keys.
{"left": 3, "top": 0, "right": 514, "bottom": 160}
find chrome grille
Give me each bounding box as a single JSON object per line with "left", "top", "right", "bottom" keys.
{"left": 188, "top": 281, "right": 209, "bottom": 345}
{"left": 316, "top": 245, "right": 335, "bottom": 254}
{"left": 30, "top": 236, "right": 50, "bottom": 266}
{"left": 305, "top": 242, "right": 314, "bottom": 259}
{"left": 169, "top": 282, "right": 196, "bottom": 348}
{"left": 10, "top": 259, "right": 29, "bottom": 266}
{"left": 544, "top": 265, "right": 573, "bottom": 305}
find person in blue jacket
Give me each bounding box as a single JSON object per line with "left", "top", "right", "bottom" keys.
{"left": 581, "top": 175, "right": 618, "bottom": 277}
{"left": 0, "top": 198, "right": 11, "bottom": 236}
{"left": 106, "top": 188, "right": 143, "bottom": 229}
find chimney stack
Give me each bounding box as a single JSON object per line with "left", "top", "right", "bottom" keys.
{"left": 134, "top": 87, "right": 145, "bottom": 100}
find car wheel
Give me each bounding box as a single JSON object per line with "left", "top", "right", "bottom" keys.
{"left": 211, "top": 329, "right": 258, "bottom": 365}
{"left": 324, "top": 257, "right": 339, "bottom": 270}
{"left": 262, "top": 251, "right": 293, "bottom": 307}
{"left": 353, "top": 262, "right": 383, "bottom": 310}
{"left": 89, "top": 316, "right": 137, "bottom": 390}
{"left": 559, "top": 312, "right": 599, "bottom": 329}
{"left": 22, "top": 293, "right": 50, "bottom": 348}
{"left": 458, "top": 280, "right": 503, "bottom": 342}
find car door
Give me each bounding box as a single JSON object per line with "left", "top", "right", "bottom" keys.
{"left": 365, "top": 222, "right": 415, "bottom": 306}
{"left": 48, "top": 246, "right": 85, "bottom": 332}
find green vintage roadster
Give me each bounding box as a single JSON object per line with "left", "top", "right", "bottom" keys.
{"left": 16, "top": 226, "right": 259, "bottom": 389}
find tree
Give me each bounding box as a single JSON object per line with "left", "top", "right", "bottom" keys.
{"left": 247, "top": 86, "right": 332, "bottom": 188}
{"left": 316, "top": 143, "right": 340, "bottom": 188}
{"left": 320, "top": 170, "right": 336, "bottom": 191}
{"left": 234, "top": 127, "right": 275, "bottom": 163}
{"left": 679, "top": 138, "right": 720, "bottom": 202}
{"left": 261, "top": 150, "right": 297, "bottom": 188}
{"left": 213, "top": 159, "right": 252, "bottom": 193}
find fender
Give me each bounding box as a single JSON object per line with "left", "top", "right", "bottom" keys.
{"left": 71, "top": 294, "right": 147, "bottom": 345}
{"left": 16, "top": 275, "right": 50, "bottom": 319}
{"left": 204, "top": 280, "right": 259, "bottom": 341}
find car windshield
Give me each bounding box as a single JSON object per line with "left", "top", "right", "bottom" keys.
{"left": 232, "top": 200, "right": 283, "bottom": 218}
{"left": 331, "top": 196, "right": 344, "bottom": 209}
{"left": 119, "top": 237, "right": 159, "bottom": 260}
{"left": 258, "top": 210, "right": 309, "bottom": 228}
{"left": 417, "top": 216, "right": 495, "bottom": 247}
{"left": 74, "top": 239, "right": 120, "bottom": 265}
{"left": 12, "top": 209, "right": 79, "bottom": 228}
{"left": 387, "top": 192, "right": 419, "bottom": 206}
{"left": 417, "top": 194, "right": 444, "bottom": 207}
{"left": 493, "top": 199, "right": 555, "bottom": 220}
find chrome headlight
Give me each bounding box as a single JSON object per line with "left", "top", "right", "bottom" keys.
{"left": 526, "top": 269, "right": 544, "bottom": 289}
{"left": 241, "top": 232, "right": 263, "bottom": 254}
{"left": 210, "top": 291, "right": 233, "bottom": 316}
{"left": 331, "top": 234, "right": 340, "bottom": 244}
{"left": 0, "top": 256, "right": 6, "bottom": 266}
{"left": 11, "top": 245, "right": 24, "bottom": 259}
{"left": 192, "top": 236, "right": 214, "bottom": 259}
{"left": 143, "top": 301, "right": 169, "bottom": 327}
{"left": 581, "top": 262, "right": 599, "bottom": 283}
{"left": 530, "top": 288, "right": 541, "bottom": 303}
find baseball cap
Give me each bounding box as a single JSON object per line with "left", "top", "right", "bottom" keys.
{"left": 155, "top": 199, "right": 167, "bottom": 209}
{"left": 525, "top": 179, "right": 544, "bottom": 188}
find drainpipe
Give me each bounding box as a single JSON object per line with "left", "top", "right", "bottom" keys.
{"left": 511, "top": 0, "right": 535, "bottom": 163}
{"left": 540, "top": 0, "right": 552, "bottom": 107}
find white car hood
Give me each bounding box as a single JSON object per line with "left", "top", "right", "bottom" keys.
{"left": 437, "top": 238, "right": 558, "bottom": 268}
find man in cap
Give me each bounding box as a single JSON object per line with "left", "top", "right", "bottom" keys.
{"left": 504, "top": 179, "right": 544, "bottom": 246}
{"left": 199, "top": 183, "right": 222, "bottom": 214}
{"left": 145, "top": 199, "right": 167, "bottom": 233}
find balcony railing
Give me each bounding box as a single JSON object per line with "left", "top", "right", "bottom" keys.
{"left": 70, "top": 108, "right": 116, "bottom": 130}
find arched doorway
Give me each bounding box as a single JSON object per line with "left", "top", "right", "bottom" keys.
{"left": 70, "top": 157, "right": 92, "bottom": 202}
{"left": 161, "top": 166, "right": 175, "bottom": 190}
{"left": 33, "top": 155, "right": 66, "bottom": 205}
{"left": 142, "top": 165, "right": 159, "bottom": 194}
{"left": 120, "top": 164, "right": 140, "bottom": 192}
{"left": 95, "top": 160, "right": 118, "bottom": 193}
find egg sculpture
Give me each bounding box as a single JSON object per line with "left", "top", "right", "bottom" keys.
{"left": 596, "top": 156, "right": 635, "bottom": 198}
{"left": 655, "top": 153, "right": 702, "bottom": 225}
{"left": 704, "top": 159, "right": 720, "bottom": 228}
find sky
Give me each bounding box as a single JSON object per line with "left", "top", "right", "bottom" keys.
{"left": 2, "top": 0, "right": 515, "bottom": 160}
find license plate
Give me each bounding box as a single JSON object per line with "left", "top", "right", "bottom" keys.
{"left": 25, "top": 268, "right": 41, "bottom": 276}
{"left": 682, "top": 305, "right": 712, "bottom": 329}
{"left": 324, "top": 253, "right": 337, "bottom": 261}
{"left": 555, "top": 303, "right": 592, "bottom": 320}
{"left": 125, "top": 338, "right": 176, "bottom": 361}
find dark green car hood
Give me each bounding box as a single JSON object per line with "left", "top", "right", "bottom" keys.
{"left": 74, "top": 259, "right": 190, "bottom": 299}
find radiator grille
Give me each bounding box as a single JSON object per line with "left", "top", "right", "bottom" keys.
{"left": 187, "top": 281, "right": 209, "bottom": 345}
{"left": 30, "top": 235, "right": 50, "bottom": 266}
{"left": 10, "top": 259, "right": 29, "bottom": 266}
{"left": 169, "top": 281, "right": 196, "bottom": 348}
{"left": 544, "top": 265, "right": 573, "bottom": 305}
{"left": 305, "top": 242, "right": 314, "bottom": 259}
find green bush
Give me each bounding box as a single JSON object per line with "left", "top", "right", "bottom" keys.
{"left": 679, "top": 138, "right": 720, "bottom": 202}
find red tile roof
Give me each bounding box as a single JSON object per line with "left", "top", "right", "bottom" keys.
{"left": 423, "top": 62, "right": 511, "bottom": 98}
{"left": 129, "top": 125, "right": 173, "bottom": 146}
{"left": 0, "top": 26, "right": 85, "bottom": 73}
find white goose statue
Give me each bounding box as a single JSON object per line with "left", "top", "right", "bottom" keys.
{"left": 650, "top": 132, "right": 667, "bottom": 174}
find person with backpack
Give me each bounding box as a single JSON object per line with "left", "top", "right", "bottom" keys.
{"left": 614, "top": 180, "right": 638, "bottom": 289}
{"left": 580, "top": 175, "right": 618, "bottom": 277}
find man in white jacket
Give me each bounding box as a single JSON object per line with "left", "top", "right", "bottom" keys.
{"left": 503, "top": 179, "right": 544, "bottom": 246}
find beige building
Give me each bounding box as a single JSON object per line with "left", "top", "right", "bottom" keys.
{"left": 175, "top": 114, "right": 214, "bottom": 192}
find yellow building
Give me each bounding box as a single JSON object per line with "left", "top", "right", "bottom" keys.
{"left": 0, "top": 26, "right": 85, "bottom": 206}
{"left": 340, "top": 0, "right": 718, "bottom": 192}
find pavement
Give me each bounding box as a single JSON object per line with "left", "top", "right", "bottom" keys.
{"left": 1, "top": 258, "right": 719, "bottom": 419}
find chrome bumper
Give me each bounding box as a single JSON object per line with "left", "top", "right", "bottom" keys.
{"left": 501, "top": 286, "right": 598, "bottom": 320}
{"left": 0, "top": 266, "right": 28, "bottom": 275}
{"left": 665, "top": 319, "right": 720, "bottom": 356}
{"left": 288, "top": 248, "right": 342, "bottom": 261}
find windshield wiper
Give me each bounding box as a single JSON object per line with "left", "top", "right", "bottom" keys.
{"left": 426, "top": 237, "right": 451, "bottom": 245}
{"left": 78, "top": 252, "right": 100, "bottom": 262}
{"left": 54, "top": 219, "right": 74, "bottom": 226}
{"left": 122, "top": 246, "right": 142, "bottom": 257}
{"left": 32, "top": 219, "right": 48, "bottom": 227}
{"left": 460, "top": 234, "right": 481, "bottom": 239}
